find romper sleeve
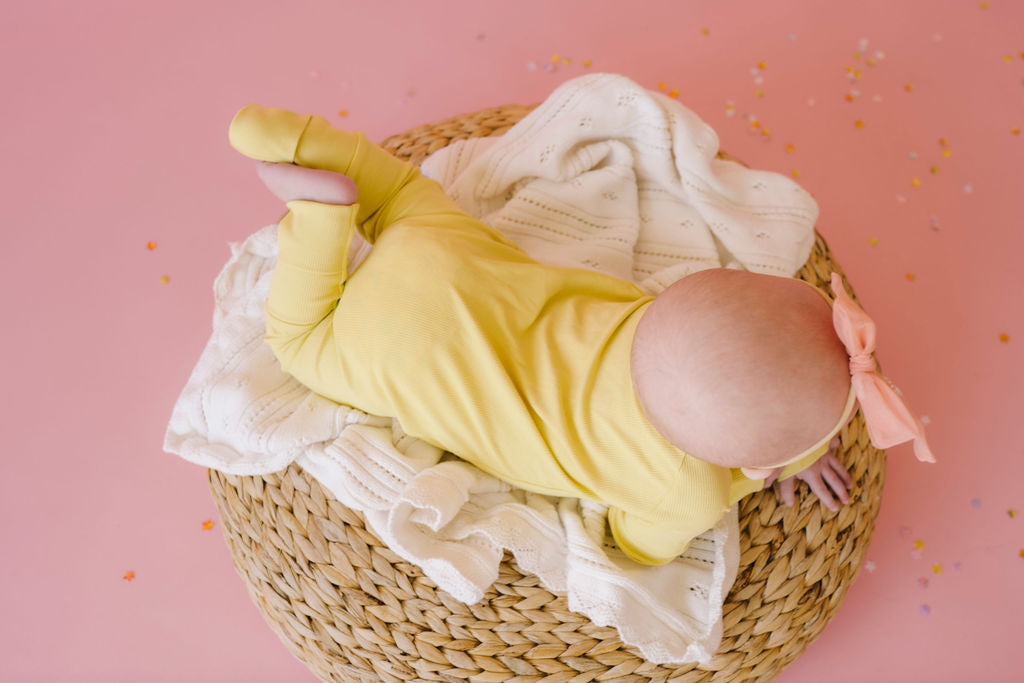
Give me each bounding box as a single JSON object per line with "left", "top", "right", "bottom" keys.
{"left": 607, "top": 506, "right": 717, "bottom": 566}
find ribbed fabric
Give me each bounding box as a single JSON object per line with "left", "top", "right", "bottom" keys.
{"left": 231, "top": 104, "right": 829, "bottom": 565}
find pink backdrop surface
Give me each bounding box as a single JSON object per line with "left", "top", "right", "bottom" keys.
{"left": 2, "top": 0, "right": 1021, "bottom": 680}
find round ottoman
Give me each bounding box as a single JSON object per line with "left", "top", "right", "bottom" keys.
{"left": 209, "top": 103, "right": 885, "bottom": 682}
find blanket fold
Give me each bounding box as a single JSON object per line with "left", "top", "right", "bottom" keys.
{"left": 164, "top": 72, "right": 819, "bottom": 664}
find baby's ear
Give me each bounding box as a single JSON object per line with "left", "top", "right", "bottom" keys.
{"left": 228, "top": 104, "right": 311, "bottom": 163}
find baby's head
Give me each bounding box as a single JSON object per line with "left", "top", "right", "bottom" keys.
{"left": 630, "top": 268, "right": 852, "bottom": 470}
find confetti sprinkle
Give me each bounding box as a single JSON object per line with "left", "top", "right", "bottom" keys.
{"left": 1000, "top": 333, "right": 1011, "bottom": 342}
{"left": 953, "top": 562, "right": 962, "bottom": 573}
{"left": 788, "top": 34, "right": 797, "bottom": 41}
{"left": 669, "top": 89, "right": 679, "bottom": 98}
{"left": 807, "top": 97, "right": 816, "bottom": 107}
{"left": 906, "top": 273, "right": 916, "bottom": 282}
{"left": 865, "top": 560, "right": 877, "bottom": 572}
{"left": 790, "top": 170, "right": 801, "bottom": 178}
{"left": 930, "top": 166, "right": 939, "bottom": 175}
{"left": 914, "top": 539, "right": 925, "bottom": 551}
{"left": 920, "top": 604, "right": 931, "bottom": 616}
{"left": 785, "top": 143, "right": 795, "bottom": 153}
{"left": 911, "top": 178, "right": 921, "bottom": 187}
{"left": 964, "top": 184, "right": 973, "bottom": 193}
{"left": 308, "top": 69, "right": 320, "bottom": 80}
{"left": 933, "top": 33, "right": 943, "bottom": 42}
{"left": 1009, "top": 508, "right": 1019, "bottom": 518}
{"left": 756, "top": 90, "right": 765, "bottom": 98}
{"left": 1012, "top": 127, "right": 1021, "bottom": 136}
{"left": 980, "top": 2, "right": 988, "bottom": 8}
{"left": 202, "top": 519, "right": 215, "bottom": 530}
{"left": 476, "top": 33, "right": 486, "bottom": 40}
{"left": 872, "top": 94, "right": 883, "bottom": 103}
{"left": 904, "top": 84, "right": 914, "bottom": 92}
{"left": 971, "top": 498, "right": 982, "bottom": 509}
{"left": 123, "top": 571, "right": 135, "bottom": 582}
{"left": 855, "top": 120, "right": 865, "bottom": 128}
{"left": 1004, "top": 55, "right": 1013, "bottom": 64}
{"left": 930, "top": 217, "right": 941, "bottom": 231}
{"left": 147, "top": 241, "right": 157, "bottom": 250}
{"left": 918, "top": 577, "right": 929, "bottom": 588}
{"left": 527, "top": 61, "right": 537, "bottom": 71}
{"left": 869, "top": 237, "right": 879, "bottom": 246}
{"left": 900, "top": 526, "right": 912, "bottom": 538}
{"left": 338, "top": 109, "right": 349, "bottom": 117}
{"left": 921, "top": 415, "right": 931, "bottom": 425}
{"left": 758, "top": 61, "right": 766, "bottom": 69}
{"left": 942, "top": 149, "right": 952, "bottom": 157}
{"left": 701, "top": 28, "right": 710, "bottom": 35}
{"left": 909, "top": 152, "right": 918, "bottom": 160}
{"left": 583, "top": 60, "right": 592, "bottom": 68}
{"left": 159, "top": 275, "right": 170, "bottom": 284}
{"left": 911, "top": 549, "right": 922, "bottom": 560}
{"left": 1020, "top": 549, "right": 1024, "bottom": 558}
{"left": 932, "top": 564, "right": 942, "bottom": 574}
{"left": 551, "top": 54, "right": 561, "bottom": 63}
{"left": 896, "top": 194, "right": 907, "bottom": 203}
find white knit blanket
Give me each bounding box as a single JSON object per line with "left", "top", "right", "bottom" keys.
{"left": 164, "top": 72, "right": 819, "bottom": 664}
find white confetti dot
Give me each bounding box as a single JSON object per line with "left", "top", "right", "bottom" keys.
{"left": 964, "top": 184, "right": 973, "bottom": 193}
{"left": 527, "top": 61, "right": 537, "bottom": 71}
{"left": 807, "top": 97, "right": 816, "bottom": 107}
{"left": 865, "top": 560, "right": 877, "bottom": 572}
{"left": 872, "top": 94, "right": 883, "bottom": 103}
{"left": 920, "top": 415, "right": 931, "bottom": 425}
{"left": 788, "top": 34, "right": 797, "bottom": 41}
{"left": 909, "top": 152, "right": 918, "bottom": 160}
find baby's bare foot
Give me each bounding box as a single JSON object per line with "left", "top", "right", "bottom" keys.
{"left": 256, "top": 161, "right": 358, "bottom": 205}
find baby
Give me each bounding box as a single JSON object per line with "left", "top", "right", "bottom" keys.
{"left": 229, "top": 104, "right": 903, "bottom": 566}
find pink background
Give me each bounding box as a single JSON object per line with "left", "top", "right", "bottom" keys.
{"left": 2, "top": 0, "right": 1021, "bottom": 680}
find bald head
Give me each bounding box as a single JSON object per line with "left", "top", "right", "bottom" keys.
{"left": 630, "top": 268, "right": 851, "bottom": 468}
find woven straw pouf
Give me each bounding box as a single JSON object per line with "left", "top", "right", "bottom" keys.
{"left": 209, "top": 104, "right": 885, "bottom": 682}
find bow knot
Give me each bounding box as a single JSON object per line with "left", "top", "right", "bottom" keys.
{"left": 829, "top": 273, "right": 935, "bottom": 463}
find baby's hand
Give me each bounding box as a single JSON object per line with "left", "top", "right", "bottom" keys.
{"left": 256, "top": 161, "right": 358, "bottom": 205}
{"left": 775, "top": 443, "right": 853, "bottom": 512}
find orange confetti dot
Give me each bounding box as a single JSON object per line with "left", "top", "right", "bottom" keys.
{"left": 146, "top": 241, "right": 157, "bottom": 250}
{"left": 914, "top": 540, "right": 925, "bottom": 551}
{"left": 855, "top": 120, "right": 865, "bottom": 128}
{"left": 338, "top": 109, "right": 349, "bottom": 117}
{"left": 551, "top": 54, "right": 561, "bottom": 63}
{"left": 939, "top": 138, "right": 949, "bottom": 147}
{"left": 904, "top": 84, "right": 914, "bottom": 92}
{"left": 159, "top": 275, "right": 170, "bottom": 284}
{"left": 999, "top": 333, "right": 1010, "bottom": 342}
{"left": 761, "top": 129, "right": 772, "bottom": 136}
{"left": 123, "top": 571, "right": 135, "bottom": 582}
{"left": 750, "top": 120, "right": 761, "bottom": 129}
{"left": 758, "top": 61, "right": 766, "bottom": 69}
{"left": 202, "top": 519, "right": 215, "bottom": 530}
{"left": 869, "top": 237, "right": 879, "bottom": 246}
{"left": 1012, "top": 127, "right": 1021, "bottom": 136}
{"left": 790, "top": 169, "right": 801, "bottom": 178}
{"left": 932, "top": 564, "right": 942, "bottom": 574}
{"left": 980, "top": 1, "right": 989, "bottom": 8}
{"left": 583, "top": 59, "right": 592, "bottom": 67}
{"left": 785, "top": 143, "right": 795, "bottom": 153}
{"left": 845, "top": 94, "right": 855, "bottom": 102}
{"left": 1020, "top": 548, "right": 1024, "bottom": 558}
{"left": 906, "top": 273, "right": 916, "bottom": 282}
{"left": 846, "top": 65, "right": 856, "bottom": 73}
{"left": 658, "top": 82, "right": 667, "bottom": 90}
{"left": 911, "top": 178, "right": 922, "bottom": 187}
{"left": 669, "top": 89, "right": 679, "bottom": 98}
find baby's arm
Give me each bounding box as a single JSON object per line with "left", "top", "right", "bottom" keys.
{"left": 230, "top": 104, "right": 463, "bottom": 244}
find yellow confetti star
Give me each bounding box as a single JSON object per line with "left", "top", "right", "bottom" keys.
{"left": 855, "top": 120, "right": 865, "bottom": 128}
{"left": 551, "top": 54, "right": 561, "bottom": 63}
{"left": 159, "top": 275, "right": 170, "bottom": 284}
{"left": 866, "top": 58, "right": 877, "bottom": 67}
{"left": 904, "top": 84, "right": 914, "bottom": 92}
{"left": 914, "top": 540, "right": 925, "bottom": 551}
{"left": 669, "top": 89, "right": 679, "bottom": 98}
{"left": 911, "top": 178, "right": 922, "bottom": 187}
{"left": 761, "top": 129, "right": 772, "bottom": 136}
{"left": 562, "top": 57, "right": 571, "bottom": 65}
{"left": 932, "top": 564, "right": 942, "bottom": 574}
{"left": 756, "top": 89, "right": 765, "bottom": 98}
{"left": 202, "top": 519, "right": 215, "bottom": 530}
{"left": 785, "top": 143, "right": 795, "bottom": 153}
{"left": 980, "top": 1, "right": 988, "bottom": 8}
{"left": 1004, "top": 55, "right": 1013, "bottom": 63}
{"left": 1012, "top": 127, "right": 1021, "bottom": 136}
{"left": 790, "top": 169, "right": 801, "bottom": 178}
{"left": 939, "top": 137, "right": 950, "bottom": 147}
{"left": 146, "top": 241, "right": 157, "bottom": 250}
{"left": 658, "top": 82, "right": 667, "bottom": 90}
{"left": 701, "top": 28, "right": 710, "bottom": 35}
{"left": 583, "top": 59, "right": 592, "bottom": 68}
{"left": 124, "top": 570, "right": 136, "bottom": 582}
{"left": 942, "top": 149, "right": 952, "bottom": 157}
{"left": 906, "top": 273, "right": 916, "bottom": 282}
{"left": 999, "top": 333, "right": 1010, "bottom": 342}
{"left": 930, "top": 165, "right": 940, "bottom": 175}
{"left": 869, "top": 237, "right": 879, "bottom": 246}
{"left": 1020, "top": 548, "right": 1024, "bottom": 558}
{"left": 1009, "top": 508, "right": 1019, "bottom": 518}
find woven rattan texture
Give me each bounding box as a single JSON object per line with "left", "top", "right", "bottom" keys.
{"left": 209, "top": 104, "right": 885, "bottom": 682}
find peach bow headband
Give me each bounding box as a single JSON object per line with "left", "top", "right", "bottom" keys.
{"left": 827, "top": 272, "right": 935, "bottom": 463}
